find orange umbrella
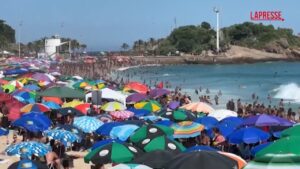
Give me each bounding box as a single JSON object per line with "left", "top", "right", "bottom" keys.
{"left": 219, "top": 152, "right": 247, "bottom": 169}
{"left": 43, "top": 96, "right": 63, "bottom": 105}
{"left": 181, "top": 102, "right": 214, "bottom": 114}
{"left": 75, "top": 103, "right": 91, "bottom": 115}
{"left": 123, "top": 82, "right": 149, "bottom": 94}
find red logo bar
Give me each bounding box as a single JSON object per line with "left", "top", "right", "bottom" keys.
{"left": 250, "top": 11, "right": 285, "bottom": 21}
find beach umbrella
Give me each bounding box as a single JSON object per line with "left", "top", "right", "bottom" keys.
{"left": 280, "top": 125, "right": 300, "bottom": 137}
{"left": 20, "top": 103, "right": 50, "bottom": 113}
{"left": 32, "top": 73, "right": 52, "bottom": 82}
{"left": 163, "top": 151, "right": 238, "bottom": 169}
{"left": 43, "top": 129, "right": 81, "bottom": 146}
{"left": 8, "top": 159, "right": 48, "bottom": 169}
{"left": 140, "top": 135, "right": 185, "bottom": 153}
{"left": 23, "top": 84, "right": 40, "bottom": 91}
{"left": 242, "top": 114, "right": 294, "bottom": 127}
{"left": 228, "top": 127, "right": 270, "bottom": 144}
{"left": 244, "top": 161, "right": 300, "bottom": 169}
{"left": 219, "top": 151, "right": 247, "bottom": 169}
{"left": 161, "top": 109, "right": 196, "bottom": 122}
{"left": 102, "top": 101, "right": 126, "bottom": 112}
{"left": 92, "top": 139, "right": 123, "bottom": 150}
{"left": 127, "top": 107, "right": 150, "bottom": 117}
{"left": 155, "top": 120, "right": 174, "bottom": 127}
{"left": 42, "top": 96, "right": 62, "bottom": 105}
{"left": 255, "top": 136, "right": 300, "bottom": 163}
{"left": 73, "top": 116, "right": 103, "bottom": 133}
{"left": 12, "top": 112, "right": 51, "bottom": 132}
{"left": 149, "top": 88, "right": 170, "bottom": 98}
{"left": 130, "top": 124, "right": 174, "bottom": 144}
{"left": 84, "top": 142, "right": 143, "bottom": 165}
{"left": 184, "top": 145, "right": 218, "bottom": 152}
{"left": 126, "top": 93, "right": 148, "bottom": 103}
{"left": 62, "top": 100, "right": 83, "bottom": 108}
{"left": 55, "top": 124, "right": 84, "bottom": 137}
{"left": 43, "top": 101, "right": 60, "bottom": 109}
{"left": 2, "top": 84, "right": 15, "bottom": 93}
{"left": 75, "top": 103, "right": 91, "bottom": 114}
{"left": 171, "top": 121, "right": 204, "bottom": 138}
{"left": 110, "top": 124, "right": 139, "bottom": 141}
{"left": 195, "top": 116, "right": 218, "bottom": 130}
{"left": 219, "top": 117, "right": 243, "bottom": 128}
{"left": 0, "top": 127, "right": 9, "bottom": 136}
{"left": 6, "top": 141, "right": 51, "bottom": 158}
{"left": 0, "top": 92, "right": 14, "bottom": 101}
{"left": 3, "top": 68, "right": 28, "bottom": 76}
{"left": 9, "top": 80, "right": 23, "bottom": 89}
{"left": 180, "top": 102, "right": 214, "bottom": 114}
{"left": 57, "top": 107, "right": 83, "bottom": 116}
{"left": 133, "top": 150, "right": 178, "bottom": 169}
{"left": 209, "top": 123, "right": 237, "bottom": 138}
{"left": 124, "top": 82, "right": 149, "bottom": 94}
{"left": 95, "top": 122, "right": 124, "bottom": 136}
{"left": 112, "top": 164, "right": 152, "bottom": 169}
{"left": 134, "top": 100, "right": 161, "bottom": 113}
{"left": 140, "top": 115, "right": 167, "bottom": 121}
{"left": 168, "top": 101, "right": 180, "bottom": 110}
{"left": 0, "top": 78, "right": 9, "bottom": 85}
{"left": 13, "top": 91, "right": 36, "bottom": 103}
{"left": 251, "top": 142, "right": 272, "bottom": 156}
{"left": 110, "top": 110, "right": 134, "bottom": 119}
{"left": 208, "top": 109, "right": 238, "bottom": 121}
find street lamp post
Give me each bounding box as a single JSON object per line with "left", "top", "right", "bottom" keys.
{"left": 18, "top": 21, "right": 22, "bottom": 57}
{"left": 213, "top": 7, "right": 220, "bottom": 53}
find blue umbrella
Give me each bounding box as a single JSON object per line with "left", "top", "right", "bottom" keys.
{"left": 127, "top": 107, "right": 151, "bottom": 117}
{"left": 55, "top": 124, "right": 84, "bottom": 137}
{"left": 207, "top": 123, "right": 236, "bottom": 138}
{"left": 0, "top": 127, "right": 9, "bottom": 136}
{"left": 91, "top": 139, "right": 123, "bottom": 150}
{"left": 4, "top": 68, "right": 28, "bottom": 75}
{"left": 110, "top": 124, "right": 139, "bottom": 141}
{"left": 195, "top": 116, "right": 218, "bottom": 130}
{"left": 219, "top": 117, "right": 243, "bottom": 128}
{"left": 228, "top": 127, "right": 270, "bottom": 144}
{"left": 23, "top": 84, "right": 40, "bottom": 91}
{"left": 155, "top": 120, "right": 174, "bottom": 127}
{"left": 6, "top": 141, "right": 51, "bottom": 158}
{"left": 95, "top": 122, "right": 124, "bottom": 136}
{"left": 44, "top": 129, "right": 81, "bottom": 146}
{"left": 73, "top": 116, "right": 103, "bottom": 133}
{"left": 242, "top": 114, "right": 294, "bottom": 127}
{"left": 184, "top": 145, "right": 218, "bottom": 152}
{"left": 12, "top": 112, "right": 51, "bottom": 132}
{"left": 43, "top": 101, "right": 61, "bottom": 109}
{"left": 250, "top": 142, "right": 272, "bottom": 156}
{"left": 141, "top": 115, "right": 168, "bottom": 121}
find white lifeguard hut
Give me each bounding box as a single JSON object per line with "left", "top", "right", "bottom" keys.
{"left": 45, "top": 35, "right": 61, "bottom": 58}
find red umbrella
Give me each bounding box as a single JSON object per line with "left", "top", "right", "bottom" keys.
{"left": 0, "top": 93, "right": 14, "bottom": 102}
{"left": 124, "top": 82, "right": 149, "bottom": 94}
{"left": 42, "top": 96, "right": 63, "bottom": 105}
{"left": 75, "top": 103, "right": 91, "bottom": 115}
{"left": 0, "top": 79, "right": 9, "bottom": 85}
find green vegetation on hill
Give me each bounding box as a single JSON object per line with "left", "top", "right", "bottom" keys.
{"left": 0, "top": 20, "right": 15, "bottom": 51}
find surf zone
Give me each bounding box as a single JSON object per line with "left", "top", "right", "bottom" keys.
{"left": 250, "top": 11, "right": 284, "bottom": 21}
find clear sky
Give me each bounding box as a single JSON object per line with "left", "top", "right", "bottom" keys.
{"left": 0, "top": 0, "right": 299, "bottom": 51}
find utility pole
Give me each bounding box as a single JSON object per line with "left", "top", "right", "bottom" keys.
{"left": 213, "top": 7, "right": 220, "bottom": 53}
{"left": 174, "top": 17, "right": 177, "bottom": 29}
{"left": 18, "top": 21, "right": 23, "bottom": 57}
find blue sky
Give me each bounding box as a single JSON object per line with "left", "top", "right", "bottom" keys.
{"left": 0, "top": 0, "right": 299, "bottom": 51}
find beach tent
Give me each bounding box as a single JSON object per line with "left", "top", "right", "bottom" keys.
{"left": 38, "top": 86, "right": 85, "bottom": 99}
{"left": 85, "top": 88, "right": 127, "bottom": 105}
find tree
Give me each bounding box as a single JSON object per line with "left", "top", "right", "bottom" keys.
{"left": 121, "top": 43, "right": 129, "bottom": 51}
{"left": 201, "top": 22, "right": 211, "bottom": 30}
{"left": 0, "top": 19, "right": 15, "bottom": 53}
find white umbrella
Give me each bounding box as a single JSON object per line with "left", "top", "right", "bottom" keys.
{"left": 208, "top": 109, "right": 237, "bottom": 121}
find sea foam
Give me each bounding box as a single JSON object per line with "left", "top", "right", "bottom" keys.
{"left": 274, "top": 83, "right": 300, "bottom": 102}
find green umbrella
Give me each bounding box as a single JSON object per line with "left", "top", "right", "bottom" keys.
{"left": 130, "top": 124, "right": 174, "bottom": 144}
{"left": 134, "top": 100, "right": 161, "bottom": 113}
{"left": 160, "top": 109, "right": 196, "bottom": 122}
{"left": 255, "top": 136, "right": 300, "bottom": 163}
{"left": 141, "top": 135, "right": 185, "bottom": 153}
{"left": 281, "top": 125, "right": 300, "bottom": 137}
{"left": 2, "top": 84, "right": 15, "bottom": 93}
{"left": 84, "top": 142, "right": 143, "bottom": 165}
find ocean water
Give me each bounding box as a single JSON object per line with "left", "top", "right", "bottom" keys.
{"left": 116, "top": 61, "right": 300, "bottom": 109}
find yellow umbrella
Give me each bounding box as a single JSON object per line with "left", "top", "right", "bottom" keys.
{"left": 62, "top": 100, "right": 84, "bottom": 108}
{"left": 134, "top": 100, "right": 161, "bottom": 113}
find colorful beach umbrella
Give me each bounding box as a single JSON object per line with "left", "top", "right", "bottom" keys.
{"left": 112, "top": 164, "right": 152, "bottom": 169}
{"left": 181, "top": 102, "right": 214, "bottom": 114}
{"left": 43, "top": 129, "right": 81, "bottom": 146}
{"left": 134, "top": 100, "right": 161, "bottom": 113}
{"left": 0, "top": 127, "right": 9, "bottom": 136}
{"left": 168, "top": 101, "right": 180, "bottom": 110}
{"left": 149, "top": 88, "right": 170, "bottom": 98}
{"left": 75, "top": 103, "right": 91, "bottom": 114}
{"left": 242, "top": 114, "right": 294, "bottom": 127}
{"left": 92, "top": 139, "right": 124, "bottom": 150}
{"left": 12, "top": 112, "right": 51, "bottom": 132}
{"left": 126, "top": 93, "right": 148, "bottom": 103}
{"left": 184, "top": 145, "right": 218, "bottom": 152}
{"left": 62, "top": 100, "right": 83, "bottom": 108}
{"left": 219, "top": 151, "right": 247, "bottom": 169}
{"left": 127, "top": 107, "right": 151, "bottom": 117}
{"left": 9, "top": 80, "right": 24, "bottom": 89}
{"left": 124, "top": 82, "right": 149, "bottom": 94}
{"left": 8, "top": 159, "right": 48, "bottom": 169}
{"left": 244, "top": 161, "right": 300, "bottom": 169}
{"left": 2, "top": 84, "right": 15, "bottom": 93}
{"left": 228, "top": 127, "right": 270, "bottom": 144}
{"left": 57, "top": 107, "right": 83, "bottom": 116}
{"left": 130, "top": 124, "right": 174, "bottom": 144}
{"left": 84, "top": 142, "right": 143, "bottom": 165}
{"left": 280, "top": 125, "right": 300, "bottom": 137}
{"left": 208, "top": 109, "right": 237, "bottom": 121}
{"left": 110, "top": 124, "right": 139, "bottom": 141}
{"left": 73, "top": 116, "right": 103, "bottom": 133}
{"left": 171, "top": 121, "right": 204, "bottom": 138}
{"left": 96, "top": 122, "right": 124, "bottom": 136}
{"left": 195, "top": 116, "right": 218, "bottom": 130}
{"left": 6, "top": 141, "right": 51, "bottom": 158}
{"left": 110, "top": 110, "right": 134, "bottom": 119}
{"left": 42, "top": 96, "right": 63, "bottom": 105}
{"left": 251, "top": 142, "right": 272, "bottom": 156}
{"left": 141, "top": 135, "right": 185, "bottom": 153}
{"left": 20, "top": 103, "right": 50, "bottom": 113}
{"left": 161, "top": 109, "right": 196, "bottom": 122}
{"left": 43, "top": 101, "right": 61, "bottom": 109}
{"left": 102, "top": 101, "right": 126, "bottom": 112}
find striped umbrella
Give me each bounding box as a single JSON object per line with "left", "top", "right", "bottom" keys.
{"left": 171, "top": 121, "right": 204, "bottom": 138}
{"left": 73, "top": 116, "right": 103, "bottom": 133}
{"left": 44, "top": 129, "right": 81, "bottom": 146}
{"left": 134, "top": 100, "right": 161, "bottom": 113}
{"left": 42, "top": 96, "right": 63, "bottom": 105}
{"left": 110, "top": 110, "right": 134, "bottom": 119}
{"left": 20, "top": 103, "right": 50, "bottom": 113}
{"left": 6, "top": 141, "right": 51, "bottom": 158}
{"left": 62, "top": 100, "right": 83, "bottom": 108}
{"left": 181, "top": 102, "right": 214, "bottom": 114}
{"left": 75, "top": 103, "right": 91, "bottom": 114}
{"left": 1, "top": 84, "right": 15, "bottom": 93}
{"left": 9, "top": 80, "right": 23, "bottom": 89}
{"left": 140, "top": 135, "right": 186, "bottom": 153}
{"left": 43, "top": 101, "right": 61, "bottom": 109}
{"left": 123, "top": 82, "right": 149, "bottom": 94}
{"left": 102, "top": 101, "right": 126, "bottom": 112}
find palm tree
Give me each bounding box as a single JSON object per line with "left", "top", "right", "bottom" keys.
{"left": 121, "top": 43, "right": 129, "bottom": 51}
